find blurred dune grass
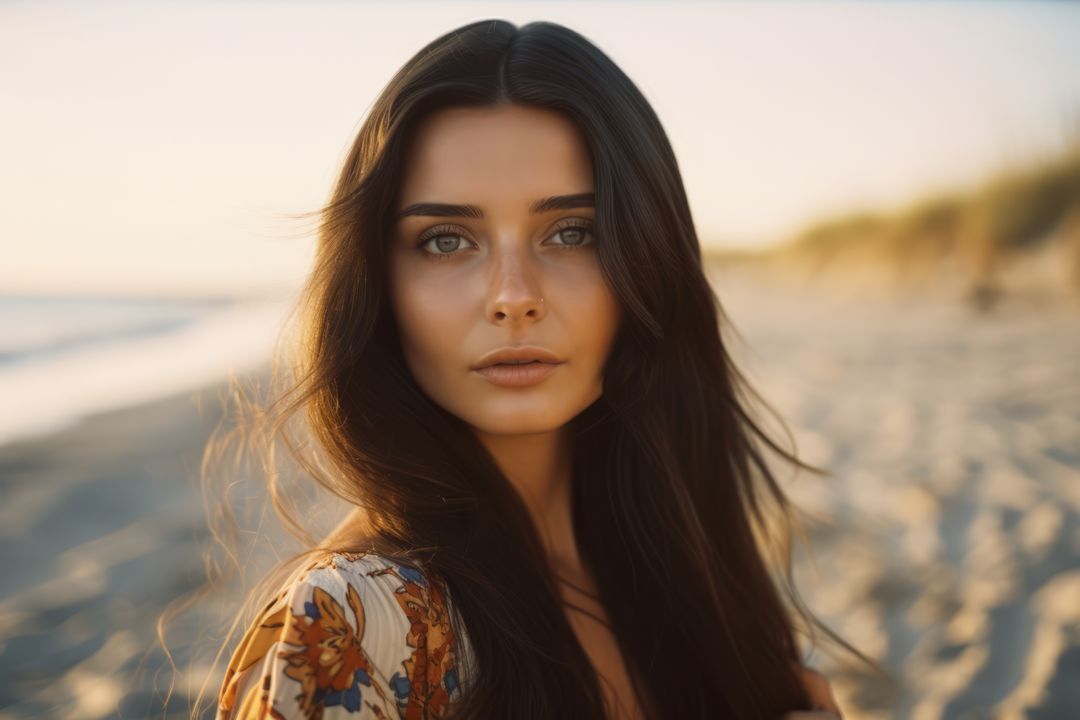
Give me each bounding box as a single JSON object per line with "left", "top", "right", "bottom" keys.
{"left": 707, "top": 130, "right": 1080, "bottom": 308}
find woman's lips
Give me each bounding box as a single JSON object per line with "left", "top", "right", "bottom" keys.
{"left": 473, "top": 360, "right": 562, "bottom": 387}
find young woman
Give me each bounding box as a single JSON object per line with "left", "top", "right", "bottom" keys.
{"left": 205, "top": 18, "right": 878, "bottom": 720}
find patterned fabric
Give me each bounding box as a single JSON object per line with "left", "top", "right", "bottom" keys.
{"left": 216, "top": 551, "right": 472, "bottom": 719}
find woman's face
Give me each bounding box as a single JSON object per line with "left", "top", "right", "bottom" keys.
{"left": 389, "top": 103, "right": 620, "bottom": 436}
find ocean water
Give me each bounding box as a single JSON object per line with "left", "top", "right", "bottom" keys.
{"left": 0, "top": 292, "right": 297, "bottom": 447}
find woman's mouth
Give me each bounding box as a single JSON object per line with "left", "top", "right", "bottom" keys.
{"left": 473, "top": 360, "right": 561, "bottom": 387}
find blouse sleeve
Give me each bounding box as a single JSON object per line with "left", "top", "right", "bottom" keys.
{"left": 216, "top": 553, "right": 464, "bottom": 720}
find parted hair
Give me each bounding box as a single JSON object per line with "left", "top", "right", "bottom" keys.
{"left": 179, "top": 17, "right": 882, "bottom": 720}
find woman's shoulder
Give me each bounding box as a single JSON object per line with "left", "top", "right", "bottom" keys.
{"left": 216, "top": 550, "right": 467, "bottom": 720}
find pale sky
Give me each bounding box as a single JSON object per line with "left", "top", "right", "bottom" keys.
{"left": 2, "top": 0, "right": 1078, "bottom": 297}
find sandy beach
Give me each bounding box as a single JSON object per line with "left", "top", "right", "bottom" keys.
{"left": 712, "top": 264, "right": 1080, "bottom": 719}
{"left": 1, "top": 271, "right": 1078, "bottom": 719}
{"left": 0, "top": 375, "right": 252, "bottom": 719}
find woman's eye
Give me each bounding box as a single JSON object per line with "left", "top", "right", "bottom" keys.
{"left": 548, "top": 224, "right": 595, "bottom": 247}
{"left": 417, "top": 222, "right": 594, "bottom": 260}
{"left": 419, "top": 233, "right": 471, "bottom": 257}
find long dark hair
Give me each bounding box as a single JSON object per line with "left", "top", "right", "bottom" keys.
{"left": 176, "top": 17, "right": 884, "bottom": 719}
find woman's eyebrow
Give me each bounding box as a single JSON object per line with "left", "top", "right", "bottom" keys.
{"left": 395, "top": 192, "right": 595, "bottom": 221}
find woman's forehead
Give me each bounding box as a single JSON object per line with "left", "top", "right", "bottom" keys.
{"left": 398, "top": 105, "right": 593, "bottom": 204}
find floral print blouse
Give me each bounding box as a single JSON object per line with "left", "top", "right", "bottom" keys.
{"left": 216, "top": 551, "right": 473, "bottom": 719}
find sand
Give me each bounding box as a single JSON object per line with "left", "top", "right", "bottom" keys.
{"left": 710, "top": 264, "right": 1080, "bottom": 719}
{"left": 1, "top": 270, "right": 1078, "bottom": 719}
{"left": 0, "top": 378, "right": 253, "bottom": 719}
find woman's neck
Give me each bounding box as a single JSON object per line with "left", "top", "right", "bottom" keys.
{"left": 473, "top": 426, "right": 585, "bottom": 576}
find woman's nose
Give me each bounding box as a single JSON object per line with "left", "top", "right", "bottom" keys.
{"left": 486, "top": 242, "right": 546, "bottom": 324}
{"left": 490, "top": 293, "right": 544, "bottom": 323}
